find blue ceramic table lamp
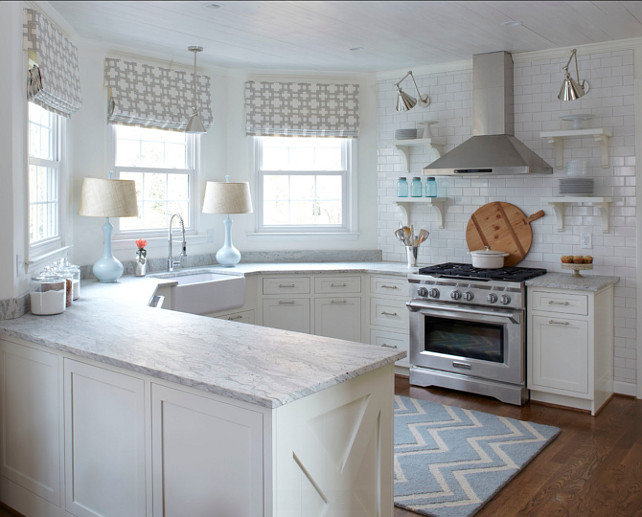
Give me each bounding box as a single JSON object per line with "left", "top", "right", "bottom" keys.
{"left": 78, "top": 177, "right": 138, "bottom": 282}
{"left": 202, "top": 176, "right": 253, "bottom": 267}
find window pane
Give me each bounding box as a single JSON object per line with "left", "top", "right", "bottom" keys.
{"left": 261, "top": 137, "right": 342, "bottom": 171}
{"left": 263, "top": 175, "right": 289, "bottom": 200}
{"left": 263, "top": 200, "right": 289, "bottom": 226}
{"left": 291, "top": 201, "right": 316, "bottom": 225}
{"left": 114, "top": 125, "right": 189, "bottom": 169}
{"left": 290, "top": 176, "right": 314, "bottom": 200}
{"left": 317, "top": 200, "right": 342, "bottom": 224}
{"left": 167, "top": 174, "right": 189, "bottom": 200}
{"left": 316, "top": 175, "right": 342, "bottom": 200}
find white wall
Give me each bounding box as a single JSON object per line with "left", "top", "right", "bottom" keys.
{"left": 376, "top": 45, "right": 639, "bottom": 391}
{"left": 68, "top": 49, "right": 379, "bottom": 267}
{"left": 0, "top": 1, "right": 28, "bottom": 300}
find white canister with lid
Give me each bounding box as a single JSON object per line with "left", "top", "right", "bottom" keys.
{"left": 30, "top": 272, "right": 67, "bottom": 315}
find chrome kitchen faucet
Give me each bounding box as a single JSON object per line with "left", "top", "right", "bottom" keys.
{"left": 168, "top": 213, "right": 187, "bottom": 271}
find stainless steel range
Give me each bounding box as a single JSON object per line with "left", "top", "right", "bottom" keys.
{"left": 406, "top": 263, "right": 547, "bottom": 405}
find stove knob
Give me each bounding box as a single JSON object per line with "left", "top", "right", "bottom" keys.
{"left": 487, "top": 293, "right": 498, "bottom": 304}
{"left": 450, "top": 290, "right": 462, "bottom": 300}
{"left": 500, "top": 294, "right": 511, "bottom": 305}
{"left": 417, "top": 287, "right": 428, "bottom": 297}
{"left": 429, "top": 288, "right": 440, "bottom": 299}
{"left": 463, "top": 291, "right": 474, "bottom": 302}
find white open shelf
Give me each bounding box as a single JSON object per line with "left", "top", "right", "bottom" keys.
{"left": 395, "top": 197, "right": 447, "bottom": 228}
{"left": 393, "top": 138, "right": 445, "bottom": 172}
{"left": 540, "top": 128, "right": 612, "bottom": 169}
{"left": 542, "top": 196, "right": 612, "bottom": 233}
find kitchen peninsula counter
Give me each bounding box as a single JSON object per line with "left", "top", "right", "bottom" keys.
{"left": 0, "top": 262, "right": 406, "bottom": 516}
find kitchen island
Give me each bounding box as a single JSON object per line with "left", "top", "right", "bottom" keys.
{"left": 0, "top": 274, "right": 404, "bottom": 517}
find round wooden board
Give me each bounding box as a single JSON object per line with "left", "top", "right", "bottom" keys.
{"left": 465, "top": 202, "right": 544, "bottom": 267}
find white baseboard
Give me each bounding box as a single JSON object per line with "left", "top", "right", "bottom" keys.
{"left": 613, "top": 380, "right": 638, "bottom": 397}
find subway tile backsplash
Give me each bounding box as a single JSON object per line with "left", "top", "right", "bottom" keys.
{"left": 377, "top": 49, "right": 636, "bottom": 388}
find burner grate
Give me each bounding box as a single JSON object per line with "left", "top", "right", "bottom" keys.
{"left": 418, "top": 262, "right": 547, "bottom": 282}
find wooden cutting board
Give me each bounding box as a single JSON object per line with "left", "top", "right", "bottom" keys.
{"left": 466, "top": 202, "right": 545, "bottom": 266}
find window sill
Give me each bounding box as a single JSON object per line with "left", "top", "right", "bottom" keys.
{"left": 247, "top": 231, "right": 360, "bottom": 240}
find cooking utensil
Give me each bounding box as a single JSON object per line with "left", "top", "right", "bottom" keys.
{"left": 469, "top": 246, "right": 509, "bottom": 269}
{"left": 403, "top": 226, "right": 411, "bottom": 245}
{"left": 394, "top": 228, "right": 406, "bottom": 242}
{"left": 416, "top": 229, "right": 429, "bottom": 245}
{"left": 466, "top": 202, "right": 545, "bottom": 267}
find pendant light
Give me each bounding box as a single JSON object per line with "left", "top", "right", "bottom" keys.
{"left": 186, "top": 45, "right": 206, "bottom": 133}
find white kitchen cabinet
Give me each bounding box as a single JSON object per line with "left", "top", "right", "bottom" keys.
{"left": 262, "top": 298, "right": 311, "bottom": 333}
{"left": 151, "top": 384, "right": 264, "bottom": 517}
{"left": 63, "top": 359, "right": 147, "bottom": 517}
{"left": 369, "top": 275, "right": 410, "bottom": 369}
{"left": 0, "top": 339, "right": 62, "bottom": 508}
{"left": 314, "top": 297, "right": 361, "bottom": 342}
{"left": 527, "top": 285, "right": 614, "bottom": 415}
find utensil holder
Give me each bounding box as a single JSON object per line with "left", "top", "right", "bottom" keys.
{"left": 406, "top": 246, "right": 418, "bottom": 267}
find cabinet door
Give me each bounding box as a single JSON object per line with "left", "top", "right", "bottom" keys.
{"left": 529, "top": 315, "right": 589, "bottom": 394}
{"left": 370, "top": 329, "right": 409, "bottom": 367}
{"left": 0, "top": 339, "right": 61, "bottom": 505}
{"left": 314, "top": 297, "right": 361, "bottom": 342}
{"left": 151, "top": 384, "right": 264, "bottom": 517}
{"left": 262, "top": 298, "right": 311, "bottom": 333}
{"left": 64, "top": 359, "right": 146, "bottom": 517}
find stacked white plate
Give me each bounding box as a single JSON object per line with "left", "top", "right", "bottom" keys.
{"left": 559, "top": 178, "right": 594, "bottom": 196}
{"left": 395, "top": 128, "right": 417, "bottom": 140}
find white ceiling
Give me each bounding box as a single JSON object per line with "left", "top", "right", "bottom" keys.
{"left": 50, "top": 1, "right": 642, "bottom": 72}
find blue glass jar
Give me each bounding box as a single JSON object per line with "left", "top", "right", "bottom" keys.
{"left": 397, "top": 177, "right": 408, "bottom": 197}
{"left": 425, "top": 176, "right": 437, "bottom": 197}
{"left": 411, "top": 177, "right": 423, "bottom": 197}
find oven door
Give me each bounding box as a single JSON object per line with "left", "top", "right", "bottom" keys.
{"left": 407, "top": 300, "right": 524, "bottom": 385}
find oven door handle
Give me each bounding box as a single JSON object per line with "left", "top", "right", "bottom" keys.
{"left": 406, "top": 300, "right": 520, "bottom": 323}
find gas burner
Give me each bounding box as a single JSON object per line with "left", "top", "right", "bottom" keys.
{"left": 418, "top": 262, "right": 547, "bottom": 283}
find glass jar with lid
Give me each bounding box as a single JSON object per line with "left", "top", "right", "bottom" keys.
{"left": 30, "top": 270, "right": 67, "bottom": 315}
{"left": 425, "top": 177, "right": 438, "bottom": 197}
{"left": 55, "top": 258, "right": 81, "bottom": 301}
{"left": 411, "top": 177, "right": 423, "bottom": 197}
{"left": 397, "top": 177, "right": 408, "bottom": 197}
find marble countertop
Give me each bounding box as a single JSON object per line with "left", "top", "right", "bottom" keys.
{"left": 0, "top": 262, "right": 407, "bottom": 409}
{"left": 525, "top": 272, "right": 619, "bottom": 291}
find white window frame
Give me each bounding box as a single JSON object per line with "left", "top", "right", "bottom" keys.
{"left": 27, "top": 101, "right": 68, "bottom": 264}
{"left": 252, "top": 136, "right": 357, "bottom": 237}
{"left": 108, "top": 125, "right": 200, "bottom": 241}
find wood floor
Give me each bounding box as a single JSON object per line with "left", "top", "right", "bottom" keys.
{"left": 394, "top": 376, "right": 642, "bottom": 517}
{"left": 2, "top": 376, "right": 642, "bottom": 517}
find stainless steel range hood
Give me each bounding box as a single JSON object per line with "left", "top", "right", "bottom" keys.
{"left": 423, "top": 52, "right": 552, "bottom": 176}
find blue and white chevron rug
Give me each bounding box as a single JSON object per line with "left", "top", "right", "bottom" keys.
{"left": 394, "top": 395, "right": 560, "bottom": 517}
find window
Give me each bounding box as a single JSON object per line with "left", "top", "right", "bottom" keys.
{"left": 28, "top": 102, "right": 61, "bottom": 246}
{"left": 256, "top": 137, "right": 352, "bottom": 232}
{"left": 112, "top": 125, "right": 196, "bottom": 234}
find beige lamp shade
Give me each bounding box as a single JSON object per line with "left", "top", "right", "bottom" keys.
{"left": 202, "top": 181, "right": 253, "bottom": 214}
{"left": 78, "top": 178, "right": 138, "bottom": 217}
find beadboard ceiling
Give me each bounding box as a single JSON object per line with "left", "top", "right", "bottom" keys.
{"left": 50, "top": 1, "right": 642, "bottom": 72}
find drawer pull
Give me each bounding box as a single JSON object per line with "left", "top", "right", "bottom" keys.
{"left": 548, "top": 300, "right": 570, "bottom": 306}
{"left": 381, "top": 311, "right": 398, "bottom": 317}
{"left": 381, "top": 285, "right": 399, "bottom": 290}
{"left": 330, "top": 299, "right": 347, "bottom": 304}
{"left": 330, "top": 283, "right": 347, "bottom": 288}
{"left": 381, "top": 343, "right": 398, "bottom": 349}
{"left": 227, "top": 315, "right": 243, "bottom": 320}
{"left": 278, "top": 300, "right": 296, "bottom": 305}
{"left": 278, "top": 283, "right": 296, "bottom": 288}
{"left": 548, "top": 319, "right": 570, "bottom": 326}
{"left": 453, "top": 361, "right": 471, "bottom": 370}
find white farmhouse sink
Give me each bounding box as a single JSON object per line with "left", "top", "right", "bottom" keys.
{"left": 159, "top": 272, "right": 245, "bottom": 315}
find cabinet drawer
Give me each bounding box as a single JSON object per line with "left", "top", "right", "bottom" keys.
{"left": 531, "top": 291, "right": 588, "bottom": 316}
{"left": 314, "top": 276, "right": 361, "bottom": 294}
{"left": 217, "top": 309, "right": 255, "bottom": 325}
{"left": 370, "top": 329, "right": 409, "bottom": 366}
{"left": 262, "top": 276, "right": 310, "bottom": 295}
{"left": 370, "top": 298, "right": 409, "bottom": 330}
{"left": 370, "top": 276, "right": 407, "bottom": 297}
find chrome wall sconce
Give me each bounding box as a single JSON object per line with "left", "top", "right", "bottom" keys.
{"left": 395, "top": 70, "right": 430, "bottom": 111}
{"left": 186, "top": 45, "right": 206, "bottom": 133}
{"left": 558, "top": 49, "right": 590, "bottom": 101}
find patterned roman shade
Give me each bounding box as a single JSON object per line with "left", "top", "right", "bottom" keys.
{"left": 22, "top": 8, "right": 82, "bottom": 117}
{"left": 245, "top": 81, "right": 359, "bottom": 138}
{"left": 104, "top": 57, "right": 213, "bottom": 131}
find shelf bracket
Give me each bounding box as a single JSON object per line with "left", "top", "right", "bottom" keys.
{"left": 395, "top": 199, "right": 445, "bottom": 229}
{"left": 546, "top": 137, "right": 565, "bottom": 169}
{"left": 547, "top": 201, "right": 566, "bottom": 232}
{"left": 395, "top": 146, "right": 411, "bottom": 173}
{"left": 595, "top": 202, "right": 610, "bottom": 233}
{"left": 546, "top": 198, "right": 611, "bottom": 233}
